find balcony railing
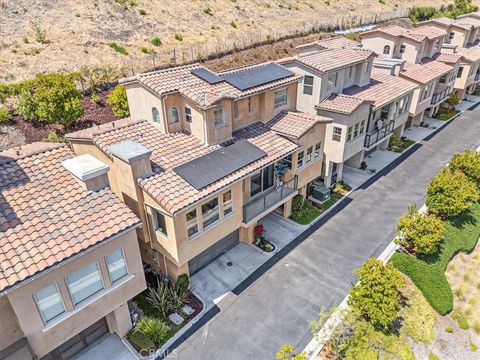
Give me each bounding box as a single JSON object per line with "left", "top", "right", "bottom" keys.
{"left": 475, "top": 72, "right": 480, "bottom": 81}
{"left": 243, "top": 176, "right": 298, "bottom": 224}
{"left": 431, "top": 88, "right": 451, "bottom": 105}
{"left": 364, "top": 120, "right": 395, "bottom": 148}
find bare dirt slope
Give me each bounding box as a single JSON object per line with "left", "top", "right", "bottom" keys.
{"left": 1, "top": 0, "right": 447, "bottom": 83}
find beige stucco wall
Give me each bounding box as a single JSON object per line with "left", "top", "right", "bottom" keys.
{"left": 0, "top": 297, "right": 24, "bottom": 352}
{"left": 124, "top": 83, "right": 166, "bottom": 132}
{"left": 408, "top": 80, "right": 435, "bottom": 117}
{"left": 5, "top": 230, "right": 145, "bottom": 358}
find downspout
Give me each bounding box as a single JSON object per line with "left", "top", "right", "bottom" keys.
{"left": 161, "top": 95, "right": 169, "bottom": 133}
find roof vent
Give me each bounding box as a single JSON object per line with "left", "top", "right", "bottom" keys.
{"left": 62, "top": 154, "right": 110, "bottom": 191}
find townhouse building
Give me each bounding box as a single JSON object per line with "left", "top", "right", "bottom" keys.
{"left": 279, "top": 42, "right": 416, "bottom": 185}
{"left": 65, "top": 62, "right": 332, "bottom": 279}
{"left": 0, "top": 143, "right": 145, "bottom": 360}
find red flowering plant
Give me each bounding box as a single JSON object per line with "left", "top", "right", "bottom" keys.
{"left": 254, "top": 224, "right": 264, "bottom": 239}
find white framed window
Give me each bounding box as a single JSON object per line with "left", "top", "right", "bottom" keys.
{"left": 353, "top": 122, "right": 359, "bottom": 137}
{"left": 168, "top": 107, "right": 180, "bottom": 124}
{"left": 105, "top": 248, "right": 128, "bottom": 284}
{"left": 332, "top": 126, "right": 342, "bottom": 142}
{"left": 152, "top": 107, "right": 161, "bottom": 123}
{"left": 314, "top": 142, "right": 321, "bottom": 158}
{"left": 383, "top": 45, "right": 390, "bottom": 55}
{"left": 274, "top": 88, "right": 288, "bottom": 108}
{"left": 399, "top": 44, "right": 406, "bottom": 54}
{"left": 347, "top": 125, "right": 353, "bottom": 142}
{"left": 152, "top": 209, "right": 168, "bottom": 237}
{"left": 34, "top": 283, "right": 65, "bottom": 323}
{"left": 223, "top": 190, "right": 232, "bottom": 216}
{"left": 66, "top": 262, "right": 104, "bottom": 306}
{"left": 327, "top": 72, "right": 337, "bottom": 89}
{"left": 214, "top": 105, "right": 225, "bottom": 127}
{"left": 186, "top": 209, "right": 198, "bottom": 238}
{"left": 297, "top": 151, "right": 304, "bottom": 168}
{"left": 303, "top": 76, "right": 314, "bottom": 95}
{"left": 185, "top": 106, "right": 192, "bottom": 123}
{"left": 306, "top": 146, "right": 313, "bottom": 163}
{"left": 360, "top": 120, "right": 366, "bottom": 134}
{"left": 202, "top": 197, "right": 219, "bottom": 228}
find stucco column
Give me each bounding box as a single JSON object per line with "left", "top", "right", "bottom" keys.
{"left": 106, "top": 303, "right": 132, "bottom": 337}
{"left": 240, "top": 223, "right": 256, "bottom": 244}
{"left": 283, "top": 198, "right": 293, "bottom": 218}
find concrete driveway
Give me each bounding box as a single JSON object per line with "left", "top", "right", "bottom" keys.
{"left": 166, "top": 106, "right": 480, "bottom": 360}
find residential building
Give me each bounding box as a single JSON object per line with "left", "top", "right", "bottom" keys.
{"left": 0, "top": 143, "right": 145, "bottom": 360}
{"left": 65, "top": 62, "right": 332, "bottom": 279}
{"left": 419, "top": 17, "right": 480, "bottom": 48}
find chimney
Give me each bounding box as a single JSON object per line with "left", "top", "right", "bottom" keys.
{"left": 373, "top": 59, "right": 405, "bottom": 76}
{"left": 62, "top": 154, "right": 110, "bottom": 191}
{"left": 108, "top": 140, "right": 153, "bottom": 178}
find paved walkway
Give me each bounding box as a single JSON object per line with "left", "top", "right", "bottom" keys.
{"left": 167, "top": 107, "right": 480, "bottom": 360}
{"left": 73, "top": 334, "right": 136, "bottom": 360}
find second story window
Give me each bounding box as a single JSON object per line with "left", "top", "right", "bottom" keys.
{"left": 168, "top": 107, "right": 180, "bottom": 124}
{"left": 347, "top": 126, "right": 353, "bottom": 142}
{"left": 152, "top": 107, "right": 160, "bottom": 123}
{"left": 185, "top": 107, "right": 192, "bottom": 123}
{"left": 314, "top": 142, "right": 321, "bottom": 158}
{"left": 186, "top": 209, "right": 198, "bottom": 238}
{"left": 360, "top": 120, "right": 366, "bottom": 133}
{"left": 223, "top": 190, "right": 232, "bottom": 216}
{"left": 306, "top": 146, "right": 313, "bottom": 163}
{"left": 152, "top": 209, "right": 168, "bottom": 237}
{"left": 214, "top": 105, "right": 225, "bottom": 127}
{"left": 66, "top": 262, "right": 104, "bottom": 306}
{"left": 332, "top": 127, "right": 342, "bottom": 142}
{"left": 449, "top": 31, "right": 455, "bottom": 40}
{"left": 457, "top": 67, "right": 464, "bottom": 78}
{"left": 383, "top": 45, "right": 390, "bottom": 55}
{"left": 439, "top": 75, "right": 447, "bottom": 84}
{"left": 34, "top": 283, "right": 65, "bottom": 323}
{"left": 297, "top": 151, "right": 304, "bottom": 168}
{"left": 274, "top": 88, "right": 288, "bottom": 108}
{"left": 303, "top": 76, "right": 314, "bottom": 95}
{"left": 353, "top": 123, "right": 359, "bottom": 137}
{"left": 327, "top": 72, "right": 337, "bottom": 89}
{"left": 106, "top": 249, "right": 128, "bottom": 284}
{"left": 434, "top": 39, "right": 440, "bottom": 49}
{"left": 283, "top": 154, "right": 292, "bottom": 170}
{"left": 202, "top": 198, "right": 219, "bottom": 228}
{"left": 399, "top": 44, "right": 406, "bottom": 54}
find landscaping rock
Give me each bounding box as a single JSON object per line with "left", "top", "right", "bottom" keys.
{"left": 181, "top": 305, "right": 194, "bottom": 316}
{"left": 169, "top": 312, "right": 184, "bottom": 325}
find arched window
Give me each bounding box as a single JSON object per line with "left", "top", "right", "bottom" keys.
{"left": 383, "top": 45, "right": 390, "bottom": 55}
{"left": 168, "top": 107, "right": 179, "bottom": 124}
{"left": 151, "top": 107, "right": 160, "bottom": 123}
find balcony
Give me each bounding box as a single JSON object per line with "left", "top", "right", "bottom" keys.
{"left": 364, "top": 120, "right": 395, "bottom": 148}
{"left": 243, "top": 176, "right": 298, "bottom": 224}
{"left": 431, "top": 88, "right": 451, "bottom": 105}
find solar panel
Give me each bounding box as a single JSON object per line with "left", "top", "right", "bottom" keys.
{"left": 174, "top": 140, "right": 267, "bottom": 190}
{"left": 221, "top": 63, "right": 294, "bottom": 91}
{"left": 191, "top": 68, "right": 223, "bottom": 84}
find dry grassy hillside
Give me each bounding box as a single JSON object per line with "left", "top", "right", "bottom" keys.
{"left": 0, "top": 0, "right": 451, "bottom": 83}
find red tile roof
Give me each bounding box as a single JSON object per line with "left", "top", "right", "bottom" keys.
{"left": 265, "top": 111, "right": 332, "bottom": 139}
{"left": 433, "top": 52, "right": 463, "bottom": 64}
{"left": 344, "top": 69, "right": 418, "bottom": 109}
{"left": 296, "top": 36, "right": 361, "bottom": 51}
{"left": 456, "top": 46, "right": 480, "bottom": 62}
{"left": 0, "top": 143, "right": 140, "bottom": 293}
{"left": 422, "top": 17, "right": 474, "bottom": 30}
{"left": 317, "top": 93, "right": 370, "bottom": 115}
{"left": 121, "top": 62, "right": 302, "bottom": 109}
{"left": 401, "top": 60, "right": 453, "bottom": 84}
{"left": 72, "top": 120, "right": 298, "bottom": 215}
{"left": 362, "top": 25, "right": 446, "bottom": 42}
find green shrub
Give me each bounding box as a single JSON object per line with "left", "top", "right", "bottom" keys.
{"left": 90, "top": 92, "right": 101, "bottom": 104}
{"left": 395, "top": 205, "right": 445, "bottom": 255}
{"left": 452, "top": 309, "right": 469, "bottom": 329}
{"left": 409, "top": 6, "right": 438, "bottom": 21}
{"left": 445, "top": 326, "right": 453, "bottom": 333}
{"left": 135, "top": 316, "right": 169, "bottom": 347}
{"left": 230, "top": 21, "right": 237, "bottom": 28}
{"left": 0, "top": 108, "right": 10, "bottom": 124}
{"left": 146, "top": 279, "right": 189, "bottom": 318}
{"left": 106, "top": 85, "right": 130, "bottom": 118}
{"left": 471, "top": 341, "right": 478, "bottom": 352}
{"left": 449, "top": 150, "right": 480, "bottom": 188}
{"left": 151, "top": 37, "right": 162, "bottom": 46}
{"left": 202, "top": 7, "right": 212, "bottom": 14}
{"left": 17, "top": 73, "right": 83, "bottom": 127}
{"left": 429, "top": 353, "right": 440, "bottom": 360}
{"left": 175, "top": 33, "right": 183, "bottom": 41}
{"left": 291, "top": 195, "right": 321, "bottom": 225}
{"left": 333, "top": 181, "right": 351, "bottom": 195}
{"left": 349, "top": 258, "right": 403, "bottom": 330}
{"left": 445, "top": 93, "right": 460, "bottom": 111}
{"left": 276, "top": 345, "right": 306, "bottom": 360}
{"left": 379, "top": 0, "right": 385, "bottom": 4}
{"left": 138, "top": 8, "right": 146, "bottom": 15}
{"left": 128, "top": 329, "right": 155, "bottom": 350}
{"left": 426, "top": 168, "right": 479, "bottom": 217}
{"left": 176, "top": 274, "right": 190, "bottom": 294}
{"left": 42, "top": 131, "right": 65, "bottom": 143}
{"left": 32, "top": 21, "right": 47, "bottom": 44}
{"left": 109, "top": 42, "right": 128, "bottom": 55}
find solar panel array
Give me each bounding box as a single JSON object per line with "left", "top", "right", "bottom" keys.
{"left": 174, "top": 140, "right": 267, "bottom": 190}
{"left": 191, "top": 63, "right": 294, "bottom": 91}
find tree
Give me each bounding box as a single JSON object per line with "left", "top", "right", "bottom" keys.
{"left": 106, "top": 84, "right": 130, "bottom": 118}
{"left": 426, "top": 168, "right": 479, "bottom": 217}
{"left": 445, "top": 93, "right": 460, "bottom": 111}
{"left": 276, "top": 345, "right": 306, "bottom": 360}
{"left": 17, "top": 73, "right": 83, "bottom": 127}
{"left": 395, "top": 205, "right": 445, "bottom": 255}
{"left": 348, "top": 258, "right": 403, "bottom": 331}
{"left": 449, "top": 150, "right": 480, "bottom": 188}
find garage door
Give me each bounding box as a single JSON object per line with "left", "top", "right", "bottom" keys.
{"left": 188, "top": 230, "right": 239, "bottom": 275}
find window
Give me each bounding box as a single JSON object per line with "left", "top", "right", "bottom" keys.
{"left": 202, "top": 198, "right": 219, "bottom": 228}
{"left": 303, "top": 75, "right": 314, "bottom": 95}
{"left": 152, "top": 209, "right": 168, "bottom": 237}
{"left": 332, "top": 127, "right": 342, "bottom": 142}
{"left": 274, "top": 88, "right": 288, "bottom": 108}
{"left": 185, "top": 107, "right": 192, "bottom": 123}
{"left": 297, "top": 151, "right": 304, "bottom": 168}
{"left": 353, "top": 123, "right": 359, "bottom": 137}
{"left": 314, "top": 142, "right": 321, "bottom": 158}
{"left": 283, "top": 154, "right": 292, "bottom": 170}
{"left": 250, "top": 172, "right": 262, "bottom": 197}
{"left": 458, "top": 67, "right": 464, "bottom": 78}
{"left": 399, "top": 44, "right": 406, "bottom": 54}
{"left": 152, "top": 107, "right": 160, "bottom": 123}
{"left": 222, "top": 190, "right": 233, "bottom": 216}
{"left": 66, "top": 262, "right": 103, "bottom": 305}
{"left": 168, "top": 107, "right": 180, "bottom": 124}
{"left": 34, "top": 283, "right": 65, "bottom": 323}
{"left": 439, "top": 75, "right": 447, "bottom": 84}
{"left": 306, "top": 146, "right": 313, "bottom": 163}
{"left": 347, "top": 125, "right": 353, "bottom": 142}
{"left": 449, "top": 31, "right": 455, "bottom": 40}
{"left": 186, "top": 209, "right": 198, "bottom": 238}
{"left": 247, "top": 97, "right": 252, "bottom": 112}
{"left": 383, "top": 45, "right": 390, "bottom": 55}
{"left": 360, "top": 120, "right": 366, "bottom": 134}
{"left": 250, "top": 165, "right": 274, "bottom": 197}
{"left": 327, "top": 72, "right": 337, "bottom": 89}
{"left": 262, "top": 164, "right": 274, "bottom": 190}
{"left": 106, "top": 249, "right": 128, "bottom": 284}
{"left": 233, "top": 101, "right": 238, "bottom": 118}
{"left": 380, "top": 105, "right": 390, "bottom": 120}
{"left": 214, "top": 105, "right": 225, "bottom": 127}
